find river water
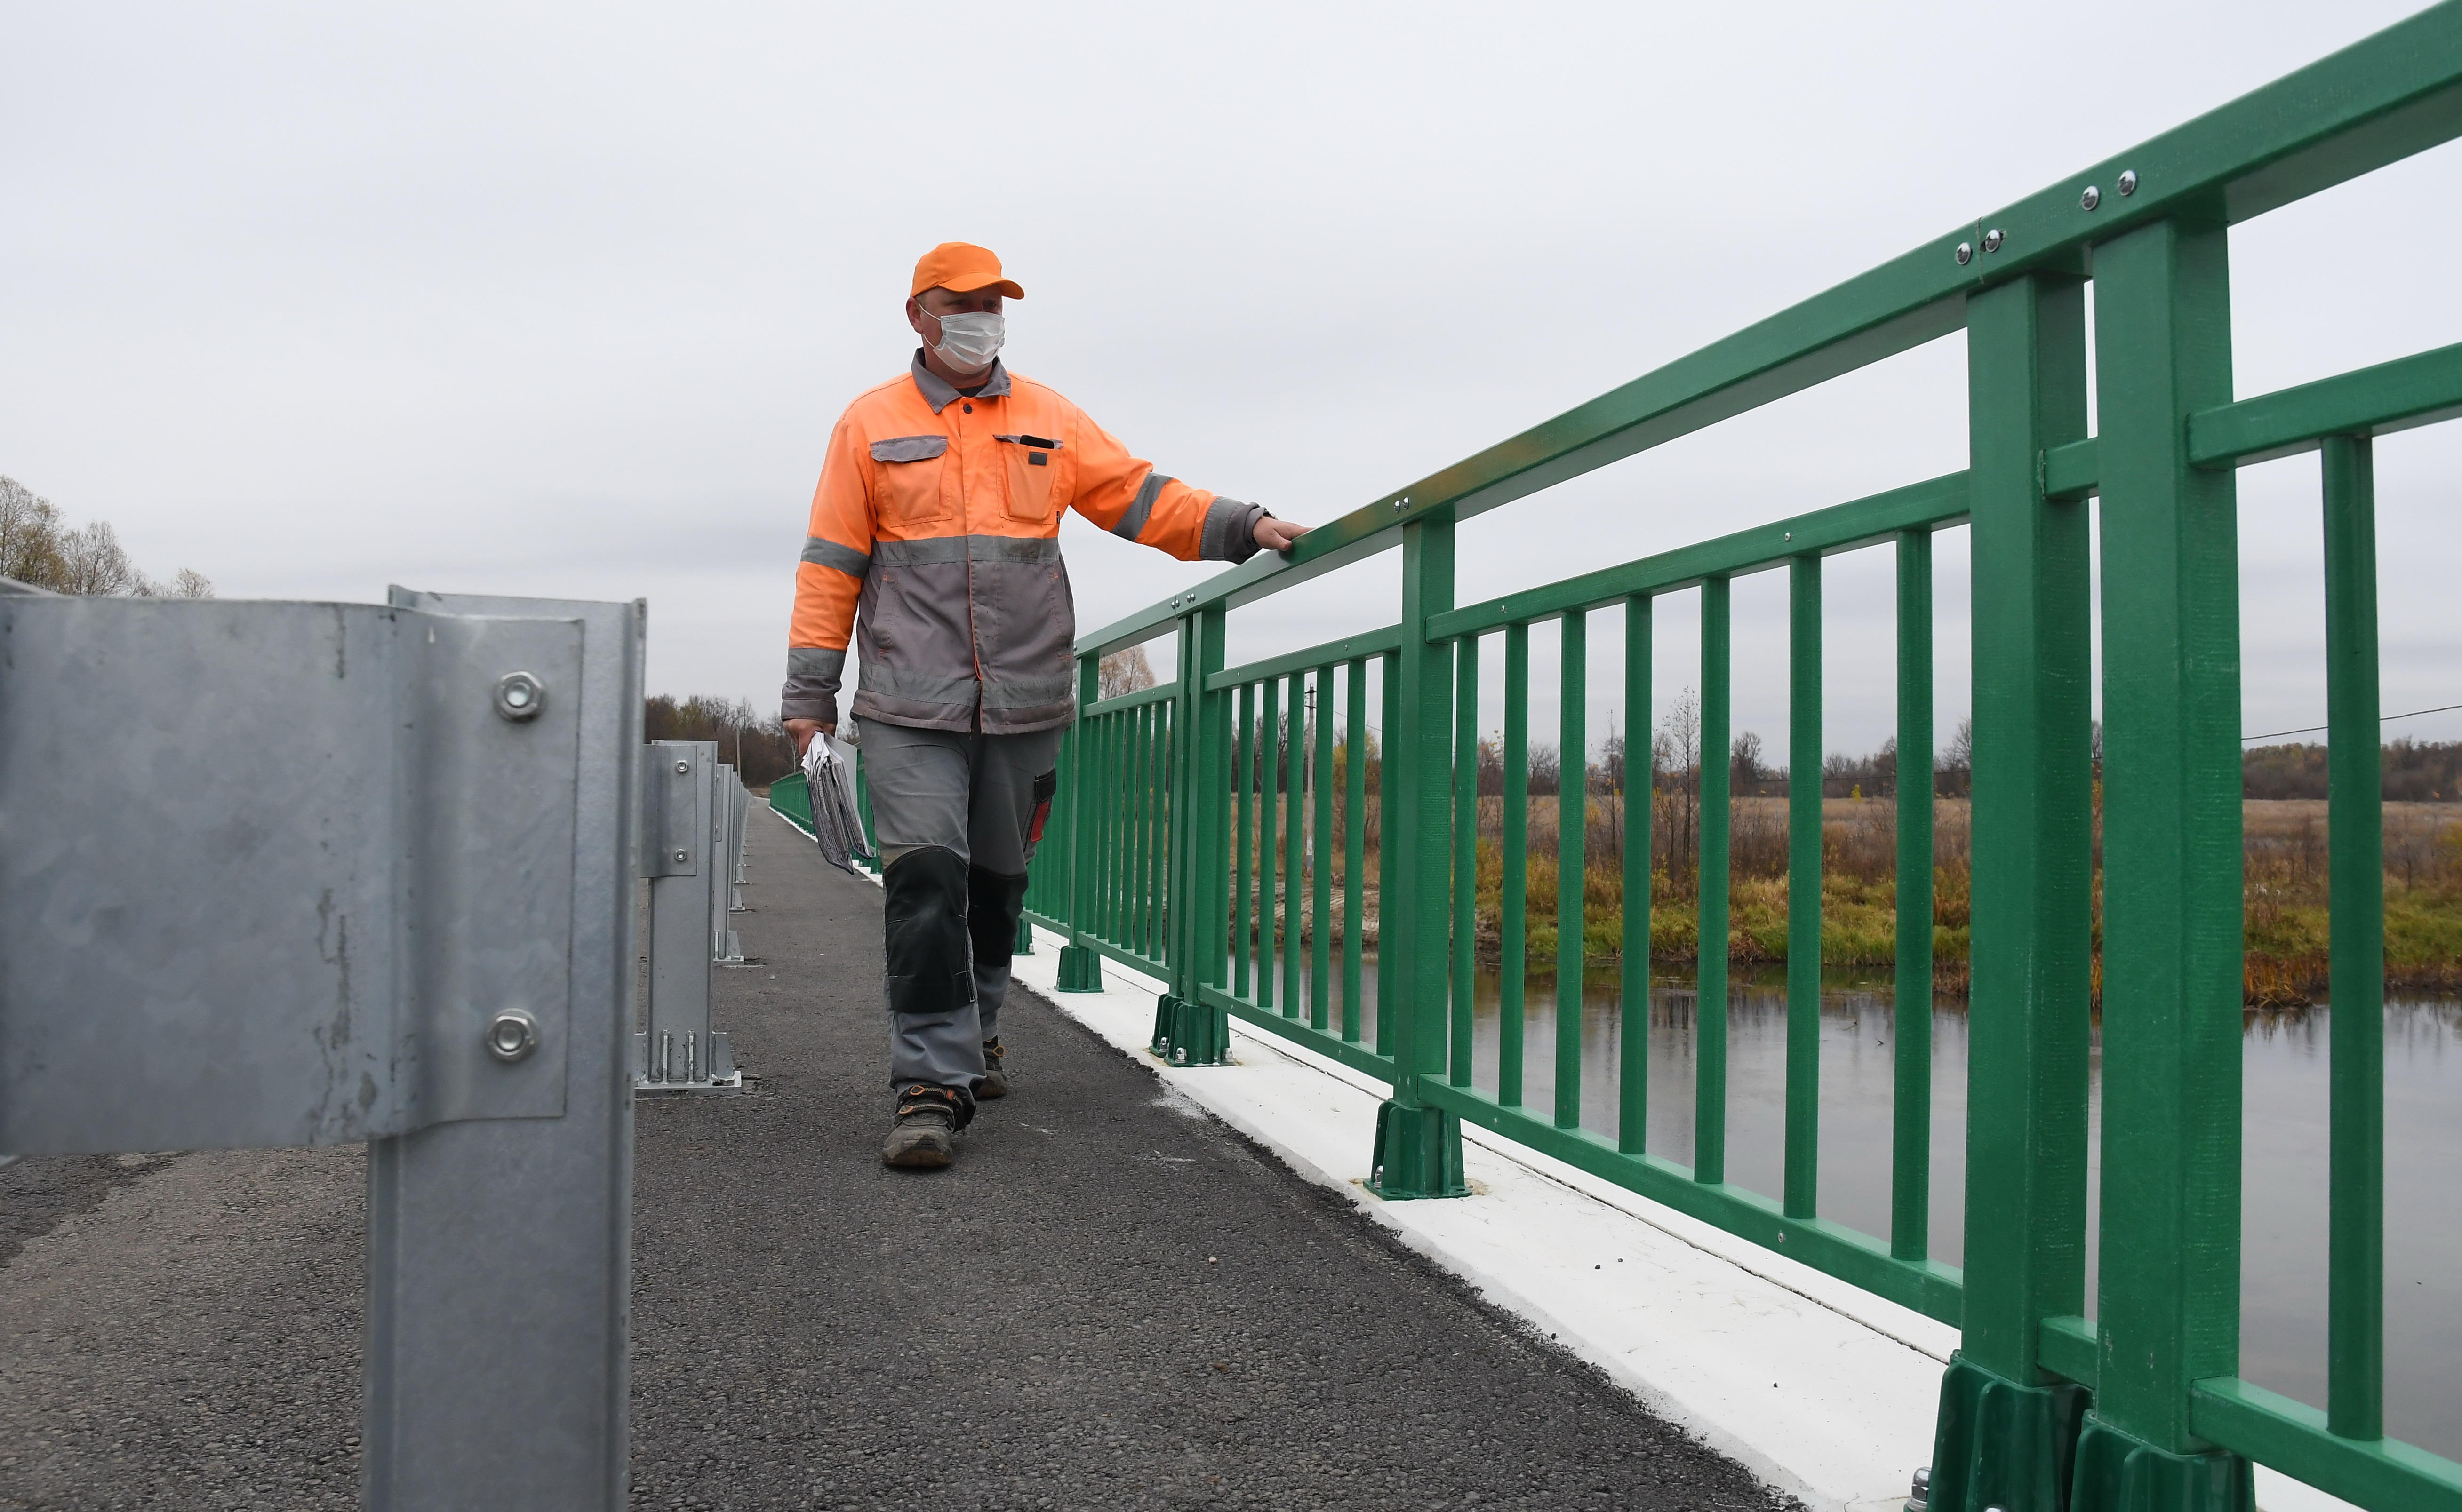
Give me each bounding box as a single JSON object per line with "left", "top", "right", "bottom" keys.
{"left": 1296, "top": 961, "right": 2462, "bottom": 1458}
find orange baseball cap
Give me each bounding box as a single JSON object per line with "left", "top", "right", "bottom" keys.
{"left": 910, "top": 242, "right": 1024, "bottom": 299}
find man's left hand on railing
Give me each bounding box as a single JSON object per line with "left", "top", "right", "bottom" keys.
{"left": 1253, "top": 516, "right": 1310, "bottom": 554}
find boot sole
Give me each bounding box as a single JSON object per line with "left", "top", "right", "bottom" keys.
{"left": 882, "top": 1142, "right": 953, "bottom": 1169}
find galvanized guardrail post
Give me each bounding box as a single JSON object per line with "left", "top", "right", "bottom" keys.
{"left": 712, "top": 762, "right": 748, "bottom": 966}
{"left": 637, "top": 740, "right": 742, "bottom": 1092}
{"left": 2, "top": 584, "right": 642, "bottom": 1512}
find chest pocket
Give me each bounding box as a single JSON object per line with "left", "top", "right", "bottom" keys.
{"left": 870, "top": 435, "right": 952, "bottom": 526}
{"left": 996, "top": 434, "right": 1063, "bottom": 522}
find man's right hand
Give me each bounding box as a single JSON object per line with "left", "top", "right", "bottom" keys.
{"left": 785, "top": 717, "right": 833, "bottom": 756}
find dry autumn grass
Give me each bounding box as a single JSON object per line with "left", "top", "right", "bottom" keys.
{"left": 1249, "top": 793, "right": 2462, "bottom": 1006}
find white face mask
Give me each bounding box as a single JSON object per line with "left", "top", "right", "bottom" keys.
{"left": 927, "top": 309, "right": 1005, "bottom": 374}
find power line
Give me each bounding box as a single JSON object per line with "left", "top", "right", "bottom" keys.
{"left": 2241, "top": 702, "right": 2462, "bottom": 744}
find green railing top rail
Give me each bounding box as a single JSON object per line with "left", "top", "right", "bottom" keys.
{"left": 1077, "top": 1, "right": 2462, "bottom": 661}
{"left": 1430, "top": 470, "right": 1970, "bottom": 641}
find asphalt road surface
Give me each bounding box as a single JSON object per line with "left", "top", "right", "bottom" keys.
{"left": 0, "top": 806, "right": 1793, "bottom": 1512}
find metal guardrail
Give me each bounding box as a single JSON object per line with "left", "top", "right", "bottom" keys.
{"left": 2, "top": 584, "right": 643, "bottom": 1510}
{"left": 636, "top": 741, "right": 751, "bottom": 1092}
{"left": 1010, "top": 8, "right": 2462, "bottom": 1512}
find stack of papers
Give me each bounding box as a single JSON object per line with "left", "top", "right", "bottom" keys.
{"left": 801, "top": 732, "right": 877, "bottom": 876}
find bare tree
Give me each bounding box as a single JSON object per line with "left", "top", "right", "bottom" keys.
{"left": 1099, "top": 645, "right": 1157, "bottom": 700}
{"left": 0, "top": 475, "right": 213, "bottom": 597}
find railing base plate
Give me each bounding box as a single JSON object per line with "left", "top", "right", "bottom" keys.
{"left": 1366, "top": 1100, "right": 1468, "bottom": 1201}
{"left": 1926, "top": 1353, "right": 2090, "bottom": 1512}
{"left": 1149, "top": 994, "right": 1232, "bottom": 1066}
{"left": 1054, "top": 944, "right": 1103, "bottom": 993}
{"left": 2070, "top": 1414, "right": 2253, "bottom": 1512}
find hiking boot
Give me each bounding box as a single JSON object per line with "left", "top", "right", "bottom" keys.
{"left": 882, "top": 1084, "right": 965, "bottom": 1169}
{"left": 977, "top": 1039, "right": 1011, "bottom": 1099}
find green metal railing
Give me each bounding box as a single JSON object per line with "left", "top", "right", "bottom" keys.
{"left": 988, "top": 10, "right": 2462, "bottom": 1511}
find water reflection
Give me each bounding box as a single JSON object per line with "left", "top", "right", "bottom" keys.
{"left": 1295, "top": 959, "right": 2461, "bottom": 1457}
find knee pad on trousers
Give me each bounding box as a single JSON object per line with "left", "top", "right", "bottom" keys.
{"left": 967, "top": 867, "right": 1030, "bottom": 971}
{"left": 883, "top": 846, "right": 972, "bottom": 1018}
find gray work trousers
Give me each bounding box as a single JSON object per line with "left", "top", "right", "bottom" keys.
{"left": 862, "top": 718, "right": 1064, "bottom": 1092}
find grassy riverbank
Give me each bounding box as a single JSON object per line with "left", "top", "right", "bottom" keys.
{"left": 1297, "top": 796, "right": 2462, "bottom": 1006}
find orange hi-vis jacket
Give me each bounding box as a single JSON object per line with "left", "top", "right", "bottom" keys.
{"left": 783, "top": 353, "right": 1266, "bottom": 734}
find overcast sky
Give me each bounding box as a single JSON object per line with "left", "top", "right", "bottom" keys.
{"left": 6, "top": 1, "right": 2457, "bottom": 760}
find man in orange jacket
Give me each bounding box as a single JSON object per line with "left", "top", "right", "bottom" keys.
{"left": 783, "top": 242, "right": 1308, "bottom": 1169}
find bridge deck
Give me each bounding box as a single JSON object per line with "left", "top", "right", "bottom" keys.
{"left": 0, "top": 811, "right": 1788, "bottom": 1511}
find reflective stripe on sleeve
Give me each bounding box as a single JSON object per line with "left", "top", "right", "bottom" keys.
{"left": 1110, "top": 471, "right": 1173, "bottom": 542}
{"left": 800, "top": 537, "right": 872, "bottom": 577}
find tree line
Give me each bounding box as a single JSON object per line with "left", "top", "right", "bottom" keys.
{"left": 1, "top": 476, "right": 213, "bottom": 597}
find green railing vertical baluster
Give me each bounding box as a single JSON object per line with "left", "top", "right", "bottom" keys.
{"left": 1502, "top": 621, "right": 1529, "bottom": 1108}
{"left": 1934, "top": 269, "right": 2097, "bottom": 1512}
{"left": 1235, "top": 684, "right": 1254, "bottom": 998}
{"left": 1259, "top": 676, "right": 1280, "bottom": 1011}
{"left": 1105, "top": 711, "right": 1124, "bottom": 946}
{"left": 1344, "top": 659, "right": 1368, "bottom": 1043}
{"left": 1377, "top": 652, "right": 1399, "bottom": 1058}
{"left": 2322, "top": 434, "right": 2384, "bottom": 1444}
{"left": 1620, "top": 595, "right": 1651, "bottom": 1154}
{"left": 2079, "top": 224, "right": 2246, "bottom": 1508}
{"left": 1144, "top": 702, "right": 1162, "bottom": 958}
{"left": 1284, "top": 671, "right": 1304, "bottom": 1018}
{"left": 1452, "top": 638, "right": 1479, "bottom": 1086}
{"left": 1138, "top": 701, "right": 1155, "bottom": 959}
{"left": 1367, "top": 513, "right": 1466, "bottom": 1199}
{"left": 1892, "top": 529, "right": 1934, "bottom": 1257}
{"left": 1697, "top": 577, "right": 1731, "bottom": 1186}
{"left": 1314, "top": 663, "right": 1336, "bottom": 1034}
{"left": 1126, "top": 706, "right": 1144, "bottom": 952}
{"left": 1557, "top": 610, "right": 1587, "bottom": 1131}
{"left": 1057, "top": 657, "right": 1102, "bottom": 991}
{"left": 1156, "top": 700, "right": 1173, "bottom": 963}
{"left": 1784, "top": 557, "right": 1822, "bottom": 1217}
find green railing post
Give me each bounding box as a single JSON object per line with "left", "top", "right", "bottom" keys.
{"left": 1450, "top": 645, "right": 1478, "bottom": 1082}
{"left": 1556, "top": 611, "right": 1587, "bottom": 1130}
{"left": 2320, "top": 435, "right": 2383, "bottom": 1445}
{"left": 1927, "top": 271, "right": 2094, "bottom": 1512}
{"left": 1343, "top": 661, "right": 1367, "bottom": 1043}
{"left": 2072, "top": 217, "right": 2254, "bottom": 1512}
{"left": 1376, "top": 652, "right": 1400, "bottom": 1058}
{"left": 1891, "top": 528, "right": 1934, "bottom": 1261}
{"left": 1369, "top": 515, "right": 1468, "bottom": 1200}
{"left": 1314, "top": 663, "right": 1337, "bottom": 1036}
{"left": 1055, "top": 653, "right": 1104, "bottom": 992}
{"left": 1155, "top": 609, "right": 1231, "bottom": 1065}
{"left": 1696, "top": 577, "right": 1731, "bottom": 1186}
{"left": 1618, "top": 595, "right": 1651, "bottom": 1154}
{"left": 1784, "top": 556, "right": 1823, "bottom": 1217}
{"left": 1502, "top": 623, "right": 1530, "bottom": 1107}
